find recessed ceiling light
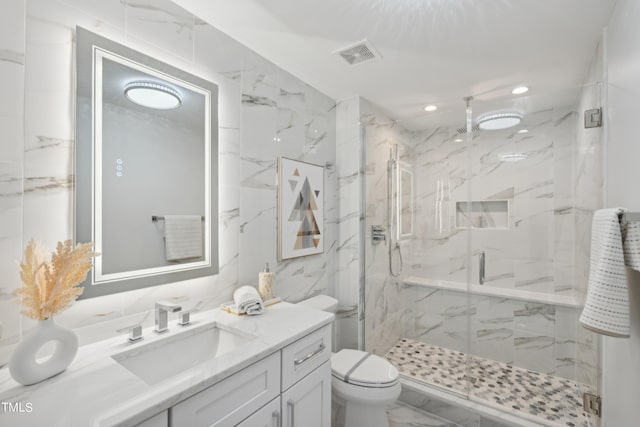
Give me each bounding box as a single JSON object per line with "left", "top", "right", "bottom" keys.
{"left": 454, "top": 138, "right": 463, "bottom": 142}
{"left": 476, "top": 112, "right": 523, "bottom": 130}
{"left": 424, "top": 105, "right": 438, "bottom": 112}
{"left": 517, "top": 129, "right": 529, "bottom": 134}
{"left": 512, "top": 86, "right": 529, "bottom": 95}
{"left": 124, "top": 81, "right": 182, "bottom": 109}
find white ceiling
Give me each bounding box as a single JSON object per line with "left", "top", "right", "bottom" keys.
{"left": 175, "top": 0, "right": 617, "bottom": 130}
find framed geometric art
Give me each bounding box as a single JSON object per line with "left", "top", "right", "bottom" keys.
{"left": 278, "top": 157, "right": 324, "bottom": 260}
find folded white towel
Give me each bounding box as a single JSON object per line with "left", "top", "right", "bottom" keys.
{"left": 233, "top": 286, "right": 264, "bottom": 315}
{"left": 579, "top": 208, "right": 630, "bottom": 337}
{"left": 164, "top": 215, "right": 203, "bottom": 262}
{"left": 622, "top": 216, "right": 640, "bottom": 271}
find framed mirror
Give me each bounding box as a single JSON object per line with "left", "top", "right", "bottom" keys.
{"left": 75, "top": 27, "right": 219, "bottom": 298}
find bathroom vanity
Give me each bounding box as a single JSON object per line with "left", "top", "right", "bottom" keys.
{"left": 0, "top": 303, "right": 333, "bottom": 427}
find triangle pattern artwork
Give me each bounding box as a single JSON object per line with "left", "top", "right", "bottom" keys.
{"left": 289, "top": 176, "right": 322, "bottom": 250}
{"left": 279, "top": 157, "right": 324, "bottom": 260}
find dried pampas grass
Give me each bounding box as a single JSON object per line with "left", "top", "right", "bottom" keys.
{"left": 14, "top": 239, "right": 98, "bottom": 320}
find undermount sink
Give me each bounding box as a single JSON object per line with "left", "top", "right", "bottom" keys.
{"left": 111, "top": 322, "right": 257, "bottom": 385}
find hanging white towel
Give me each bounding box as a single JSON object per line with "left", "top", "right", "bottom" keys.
{"left": 621, "top": 217, "right": 640, "bottom": 271}
{"left": 579, "top": 208, "right": 630, "bottom": 338}
{"left": 233, "top": 286, "right": 264, "bottom": 315}
{"left": 164, "top": 215, "right": 203, "bottom": 261}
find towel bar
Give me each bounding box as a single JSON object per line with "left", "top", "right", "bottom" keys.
{"left": 152, "top": 215, "right": 205, "bottom": 222}
{"left": 621, "top": 212, "right": 640, "bottom": 223}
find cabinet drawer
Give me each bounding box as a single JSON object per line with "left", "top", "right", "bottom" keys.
{"left": 236, "top": 397, "right": 281, "bottom": 427}
{"left": 170, "top": 352, "right": 281, "bottom": 427}
{"left": 281, "top": 325, "right": 331, "bottom": 391}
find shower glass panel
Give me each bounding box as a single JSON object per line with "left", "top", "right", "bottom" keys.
{"left": 465, "top": 85, "right": 603, "bottom": 426}
{"left": 362, "top": 81, "right": 603, "bottom": 427}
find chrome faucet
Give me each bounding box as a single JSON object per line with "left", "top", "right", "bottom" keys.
{"left": 155, "top": 301, "right": 182, "bottom": 333}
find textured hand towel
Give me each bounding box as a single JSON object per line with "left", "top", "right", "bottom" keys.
{"left": 621, "top": 217, "right": 640, "bottom": 271}
{"left": 164, "top": 215, "right": 203, "bottom": 261}
{"left": 233, "top": 286, "right": 264, "bottom": 315}
{"left": 579, "top": 208, "right": 630, "bottom": 337}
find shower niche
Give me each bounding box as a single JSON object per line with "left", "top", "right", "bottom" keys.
{"left": 455, "top": 200, "right": 509, "bottom": 229}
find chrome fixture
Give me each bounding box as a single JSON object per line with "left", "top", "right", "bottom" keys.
{"left": 116, "top": 323, "right": 143, "bottom": 342}
{"left": 178, "top": 309, "right": 195, "bottom": 326}
{"left": 124, "top": 81, "right": 182, "bottom": 110}
{"left": 155, "top": 301, "right": 182, "bottom": 333}
{"left": 584, "top": 108, "right": 602, "bottom": 128}
{"left": 476, "top": 111, "right": 523, "bottom": 130}
{"left": 583, "top": 392, "right": 601, "bottom": 417}
{"left": 151, "top": 215, "right": 205, "bottom": 222}
{"left": 479, "top": 251, "right": 486, "bottom": 285}
{"left": 372, "top": 225, "right": 386, "bottom": 243}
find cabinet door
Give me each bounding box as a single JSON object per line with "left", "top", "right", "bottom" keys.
{"left": 237, "top": 397, "right": 281, "bottom": 427}
{"left": 281, "top": 361, "right": 331, "bottom": 427}
{"left": 170, "top": 352, "right": 280, "bottom": 427}
{"left": 135, "top": 410, "right": 168, "bottom": 427}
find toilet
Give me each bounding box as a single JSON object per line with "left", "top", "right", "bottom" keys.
{"left": 298, "top": 296, "right": 401, "bottom": 427}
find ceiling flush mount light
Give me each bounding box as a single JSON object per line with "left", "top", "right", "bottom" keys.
{"left": 124, "top": 81, "right": 182, "bottom": 109}
{"left": 424, "top": 105, "right": 438, "bottom": 112}
{"left": 476, "top": 112, "right": 523, "bottom": 130}
{"left": 512, "top": 86, "right": 529, "bottom": 95}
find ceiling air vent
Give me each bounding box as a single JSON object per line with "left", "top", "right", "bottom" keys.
{"left": 334, "top": 40, "right": 381, "bottom": 65}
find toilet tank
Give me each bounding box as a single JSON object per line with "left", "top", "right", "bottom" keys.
{"left": 298, "top": 295, "right": 339, "bottom": 352}
{"left": 298, "top": 295, "right": 339, "bottom": 313}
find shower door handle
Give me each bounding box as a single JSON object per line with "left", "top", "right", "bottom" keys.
{"left": 479, "top": 251, "right": 485, "bottom": 285}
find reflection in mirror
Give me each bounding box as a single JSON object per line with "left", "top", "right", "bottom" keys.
{"left": 399, "top": 165, "right": 413, "bottom": 239}
{"left": 75, "top": 27, "right": 219, "bottom": 298}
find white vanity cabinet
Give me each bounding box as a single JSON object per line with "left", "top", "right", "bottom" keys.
{"left": 281, "top": 361, "right": 331, "bottom": 427}
{"left": 167, "top": 324, "right": 332, "bottom": 427}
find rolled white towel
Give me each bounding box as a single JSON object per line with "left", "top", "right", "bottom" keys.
{"left": 233, "top": 286, "right": 264, "bottom": 315}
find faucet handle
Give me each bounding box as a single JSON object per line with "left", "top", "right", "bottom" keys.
{"left": 178, "top": 309, "right": 196, "bottom": 326}
{"left": 116, "top": 324, "right": 143, "bottom": 342}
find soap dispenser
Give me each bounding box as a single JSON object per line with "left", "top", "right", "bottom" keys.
{"left": 258, "top": 263, "right": 275, "bottom": 301}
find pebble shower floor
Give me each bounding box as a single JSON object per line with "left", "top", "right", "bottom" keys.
{"left": 386, "top": 338, "right": 590, "bottom": 427}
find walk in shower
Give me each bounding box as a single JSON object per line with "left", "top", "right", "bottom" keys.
{"left": 358, "top": 78, "right": 604, "bottom": 427}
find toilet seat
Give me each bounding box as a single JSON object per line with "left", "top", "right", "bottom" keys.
{"left": 331, "top": 349, "right": 399, "bottom": 388}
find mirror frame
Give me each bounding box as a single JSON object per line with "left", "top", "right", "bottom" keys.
{"left": 75, "top": 27, "right": 219, "bottom": 299}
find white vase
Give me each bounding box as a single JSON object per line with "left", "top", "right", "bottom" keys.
{"left": 9, "top": 318, "right": 78, "bottom": 386}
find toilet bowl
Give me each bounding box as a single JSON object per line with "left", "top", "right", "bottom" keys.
{"left": 298, "top": 296, "right": 400, "bottom": 427}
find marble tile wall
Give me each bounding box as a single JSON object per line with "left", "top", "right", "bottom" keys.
{"left": 360, "top": 98, "right": 415, "bottom": 355}
{"left": 0, "top": 0, "right": 336, "bottom": 362}
{"left": 403, "top": 284, "right": 582, "bottom": 380}
{"left": 0, "top": 0, "right": 25, "bottom": 367}
{"left": 335, "top": 96, "right": 361, "bottom": 351}
{"left": 411, "top": 105, "right": 576, "bottom": 296}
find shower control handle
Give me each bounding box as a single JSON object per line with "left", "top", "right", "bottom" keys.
{"left": 372, "top": 225, "right": 386, "bottom": 244}
{"left": 479, "top": 251, "right": 485, "bottom": 285}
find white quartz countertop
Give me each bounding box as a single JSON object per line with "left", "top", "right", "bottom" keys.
{"left": 0, "top": 302, "right": 333, "bottom": 427}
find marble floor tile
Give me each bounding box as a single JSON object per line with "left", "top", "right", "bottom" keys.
{"left": 386, "top": 338, "right": 589, "bottom": 427}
